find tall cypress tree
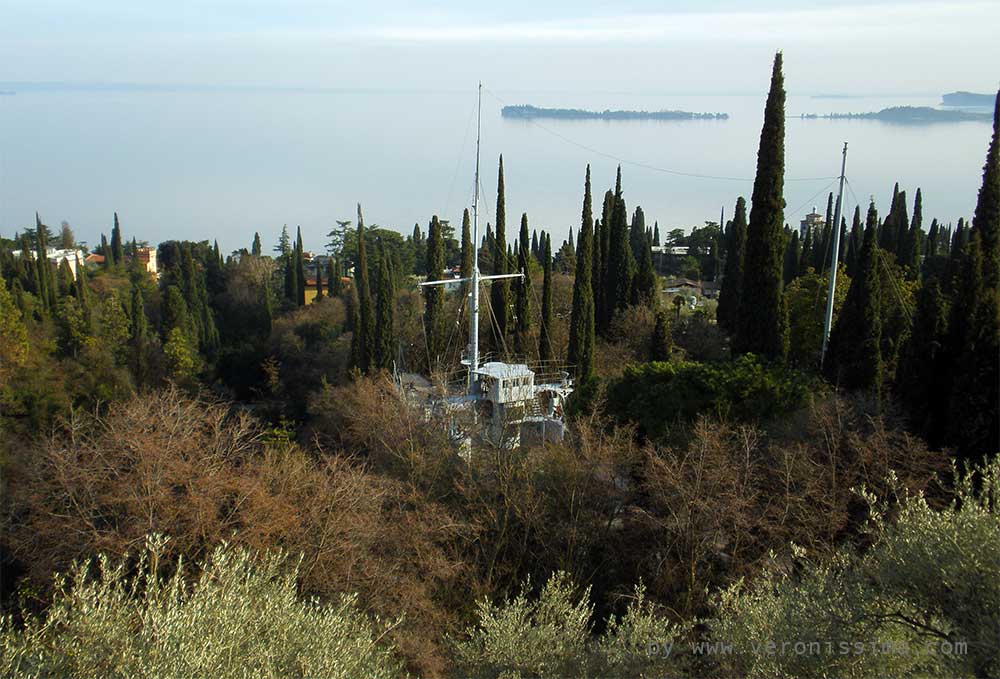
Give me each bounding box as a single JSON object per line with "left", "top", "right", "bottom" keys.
{"left": 927, "top": 219, "right": 940, "bottom": 258}
{"left": 814, "top": 192, "right": 833, "bottom": 272}
{"left": 971, "top": 89, "right": 1000, "bottom": 289}
{"left": 33, "top": 213, "right": 53, "bottom": 312}
{"left": 717, "top": 196, "right": 747, "bottom": 333}
{"left": 653, "top": 222, "right": 661, "bottom": 247}
{"left": 608, "top": 166, "right": 634, "bottom": 319}
{"left": 252, "top": 232, "right": 262, "bottom": 257}
{"left": 490, "top": 155, "right": 510, "bottom": 350}
{"left": 846, "top": 205, "right": 863, "bottom": 279}
{"left": 295, "top": 227, "right": 307, "bottom": 307}
{"left": 111, "top": 212, "right": 124, "bottom": 267}
{"left": 315, "top": 261, "right": 324, "bottom": 301}
{"left": 783, "top": 230, "right": 800, "bottom": 285}
{"left": 355, "top": 204, "right": 375, "bottom": 373}
{"left": 424, "top": 215, "right": 445, "bottom": 362}
{"left": 539, "top": 235, "right": 554, "bottom": 363}
{"left": 825, "top": 202, "right": 883, "bottom": 401}
{"left": 592, "top": 218, "right": 604, "bottom": 335}
{"left": 460, "top": 208, "right": 473, "bottom": 296}
{"left": 633, "top": 230, "right": 657, "bottom": 307}
{"left": 596, "top": 188, "right": 615, "bottom": 335}
{"left": 568, "top": 165, "right": 596, "bottom": 382}
{"left": 903, "top": 190, "right": 923, "bottom": 278}
{"left": 514, "top": 213, "right": 532, "bottom": 355}
{"left": 629, "top": 206, "right": 647, "bottom": 263}
{"left": 899, "top": 276, "right": 950, "bottom": 445}
{"left": 329, "top": 257, "right": 340, "bottom": 296}
{"left": 734, "top": 52, "right": 787, "bottom": 359}
{"left": 283, "top": 253, "right": 298, "bottom": 305}
{"left": 374, "top": 243, "right": 396, "bottom": 372}
{"left": 129, "top": 281, "right": 149, "bottom": 383}
{"left": 798, "top": 226, "right": 813, "bottom": 277}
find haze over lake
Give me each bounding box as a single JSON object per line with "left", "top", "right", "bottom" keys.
{"left": 0, "top": 86, "right": 991, "bottom": 253}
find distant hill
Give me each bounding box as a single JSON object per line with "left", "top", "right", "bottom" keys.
{"left": 501, "top": 105, "right": 728, "bottom": 121}
{"left": 941, "top": 91, "right": 994, "bottom": 107}
{"left": 798, "top": 106, "right": 990, "bottom": 123}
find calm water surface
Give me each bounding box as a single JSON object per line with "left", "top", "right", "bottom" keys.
{"left": 0, "top": 88, "right": 991, "bottom": 252}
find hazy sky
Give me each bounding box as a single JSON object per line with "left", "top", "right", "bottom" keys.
{"left": 2, "top": 1, "right": 998, "bottom": 95}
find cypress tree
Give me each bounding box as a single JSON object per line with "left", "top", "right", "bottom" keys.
{"left": 295, "top": 227, "right": 307, "bottom": 307}
{"left": 630, "top": 206, "right": 647, "bottom": 263}
{"left": 34, "top": 213, "right": 53, "bottom": 311}
{"left": 315, "top": 262, "right": 324, "bottom": 301}
{"left": 539, "top": 235, "right": 554, "bottom": 363}
{"left": 633, "top": 229, "right": 657, "bottom": 307}
{"left": 971, "top": 89, "right": 1000, "bottom": 289}
{"left": 161, "top": 285, "right": 191, "bottom": 342}
{"left": 327, "top": 257, "right": 340, "bottom": 297}
{"left": 111, "top": 212, "right": 124, "bottom": 267}
{"left": 608, "top": 166, "right": 634, "bottom": 319}
{"left": 129, "top": 281, "right": 149, "bottom": 383}
{"left": 57, "top": 259, "right": 74, "bottom": 298}
{"left": 899, "top": 276, "right": 950, "bottom": 445}
{"left": 531, "top": 230, "right": 539, "bottom": 260}
{"left": 568, "top": 227, "right": 574, "bottom": 253}
{"left": 825, "top": 202, "right": 883, "bottom": 401}
{"left": 798, "top": 226, "right": 813, "bottom": 277}
{"left": 568, "top": 165, "right": 596, "bottom": 382}
{"left": 490, "top": 155, "right": 510, "bottom": 349}
{"left": 100, "top": 234, "right": 111, "bottom": 271}
{"left": 73, "top": 255, "right": 90, "bottom": 316}
{"left": 717, "top": 196, "right": 747, "bottom": 333}
{"left": 514, "top": 213, "right": 532, "bottom": 355}
{"left": 653, "top": 222, "right": 661, "bottom": 247}
{"left": 946, "top": 233, "right": 998, "bottom": 458}
{"left": 252, "top": 232, "right": 262, "bottom": 257}
{"left": 374, "top": 243, "right": 396, "bottom": 372}
{"left": 734, "top": 52, "right": 787, "bottom": 359}
{"left": 460, "top": 208, "right": 473, "bottom": 296}
{"left": 650, "top": 309, "right": 672, "bottom": 362}
{"left": 783, "top": 230, "right": 800, "bottom": 285}
{"left": 596, "top": 188, "right": 615, "bottom": 335}
{"left": 283, "top": 253, "right": 298, "bottom": 305}
{"left": 814, "top": 192, "right": 833, "bottom": 272}
{"left": 927, "top": 219, "right": 940, "bottom": 258}
{"left": 880, "top": 183, "right": 901, "bottom": 251}
{"left": 355, "top": 204, "right": 375, "bottom": 373}
{"left": 846, "top": 205, "right": 863, "bottom": 279}
{"left": 897, "top": 188, "right": 922, "bottom": 277}
{"left": 424, "top": 215, "right": 445, "bottom": 362}
{"left": 592, "top": 218, "right": 604, "bottom": 335}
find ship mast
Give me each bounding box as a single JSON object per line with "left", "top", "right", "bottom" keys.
{"left": 469, "top": 82, "right": 482, "bottom": 393}
{"left": 420, "top": 83, "right": 521, "bottom": 394}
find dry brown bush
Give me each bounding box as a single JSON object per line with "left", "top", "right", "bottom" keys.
{"left": 636, "top": 394, "right": 947, "bottom": 618}
{"left": 6, "top": 385, "right": 472, "bottom": 677}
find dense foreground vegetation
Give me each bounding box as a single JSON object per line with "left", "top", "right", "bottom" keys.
{"left": 1, "top": 55, "right": 997, "bottom": 677}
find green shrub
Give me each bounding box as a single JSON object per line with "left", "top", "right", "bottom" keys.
{"left": 1, "top": 536, "right": 404, "bottom": 679}
{"left": 607, "top": 354, "right": 817, "bottom": 440}
{"left": 451, "top": 572, "right": 687, "bottom": 678}
{"left": 708, "top": 458, "right": 1000, "bottom": 678}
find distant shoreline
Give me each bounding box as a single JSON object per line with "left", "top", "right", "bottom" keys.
{"left": 941, "top": 91, "right": 994, "bottom": 107}
{"left": 798, "top": 106, "right": 989, "bottom": 123}
{"left": 501, "top": 104, "right": 728, "bottom": 121}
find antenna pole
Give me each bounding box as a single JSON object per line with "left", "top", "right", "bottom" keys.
{"left": 820, "top": 142, "right": 848, "bottom": 366}
{"left": 469, "top": 82, "right": 482, "bottom": 394}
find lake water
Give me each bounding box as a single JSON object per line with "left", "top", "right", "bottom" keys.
{"left": 0, "top": 87, "right": 992, "bottom": 253}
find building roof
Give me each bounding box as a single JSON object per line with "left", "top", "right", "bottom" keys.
{"left": 474, "top": 361, "right": 534, "bottom": 379}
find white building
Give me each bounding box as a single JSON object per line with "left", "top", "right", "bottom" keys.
{"left": 11, "top": 247, "right": 87, "bottom": 279}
